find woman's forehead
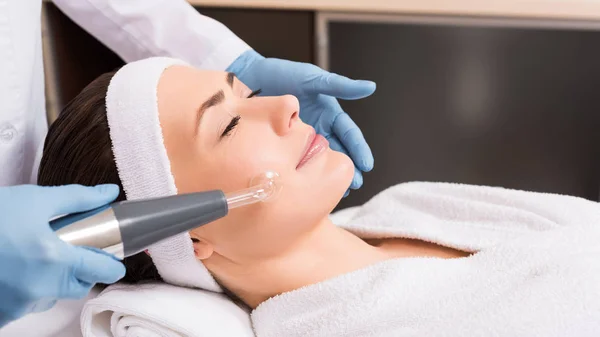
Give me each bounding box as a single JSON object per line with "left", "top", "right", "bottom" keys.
{"left": 159, "top": 66, "right": 226, "bottom": 95}
{"left": 157, "top": 67, "right": 227, "bottom": 121}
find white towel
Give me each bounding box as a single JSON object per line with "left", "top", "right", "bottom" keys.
{"left": 106, "top": 57, "right": 221, "bottom": 292}
{"left": 80, "top": 283, "right": 254, "bottom": 337}
{"left": 251, "top": 182, "right": 600, "bottom": 337}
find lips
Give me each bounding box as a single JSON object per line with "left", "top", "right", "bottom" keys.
{"left": 297, "top": 129, "right": 329, "bottom": 169}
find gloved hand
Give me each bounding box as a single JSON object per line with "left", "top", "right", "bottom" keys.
{"left": 228, "top": 50, "right": 376, "bottom": 196}
{"left": 0, "top": 184, "right": 125, "bottom": 327}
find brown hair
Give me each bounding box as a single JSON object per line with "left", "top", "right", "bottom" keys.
{"left": 38, "top": 71, "right": 161, "bottom": 284}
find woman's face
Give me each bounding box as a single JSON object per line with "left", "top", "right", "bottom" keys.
{"left": 156, "top": 66, "right": 353, "bottom": 260}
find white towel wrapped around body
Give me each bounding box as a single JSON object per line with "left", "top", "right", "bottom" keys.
{"left": 82, "top": 182, "right": 600, "bottom": 336}
{"left": 252, "top": 182, "right": 600, "bottom": 337}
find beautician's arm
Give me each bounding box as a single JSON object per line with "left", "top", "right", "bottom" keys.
{"left": 51, "top": 0, "right": 250, "bottom": 70}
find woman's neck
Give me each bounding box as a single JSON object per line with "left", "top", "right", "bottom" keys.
{"left": 205, "top": 218, "right": 387, "bottom": 308}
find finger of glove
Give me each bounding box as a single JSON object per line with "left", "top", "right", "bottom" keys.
{"left": 307, "top": 72, "right": 376, "bottom": 100}
{"left": 62, "top": 280, "right": 93, "bottom": 300}
{"left": 333, "top": 113, "right": 374, "bottom": 172}
{"left": 29, "top": 299, "right": 58, "bottom": 313}
{"left": 327, "top": 136, "right": 363, "bottom": 190}
{"left": 350, "top": 167, "right": 364, "bottom": 190}
{"left": 41, "top": 184, "right": 120, "bottom": 219}
{"left": 327, "top": 133, "right": 351, "bottom": 159}
{"left": 82, "top": 246, "right": 123, "bottom": 263}
{"left": 71, "top": 246, "right": 125, "bottom": 286}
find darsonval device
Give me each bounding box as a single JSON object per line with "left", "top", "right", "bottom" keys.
{"left": 53, "top": 171, "right": 281, "bottom": 259}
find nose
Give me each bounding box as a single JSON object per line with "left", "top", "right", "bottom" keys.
{"left": 266, "top": 95, "right": 300, "bottom": 136}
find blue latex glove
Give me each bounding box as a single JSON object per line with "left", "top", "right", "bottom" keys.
{"left": 228, "top": 50, "right": 376, "bottom": 196}
{"left": 0, "top": 184, "right": 125, "bottom": 327}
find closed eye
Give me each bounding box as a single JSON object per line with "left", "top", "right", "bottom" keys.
{"left": 219, "top": 89, "right": 259, "bottom": 139}
{"left": 221, "top": 115, "right": 241, "bottom": 138}
{"left": 248, "top": 89, "right": 261, "bottom": 98}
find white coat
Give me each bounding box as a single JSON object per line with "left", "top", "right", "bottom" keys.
{"left": 0, "top": 0, "right": 249, "bottom": 186}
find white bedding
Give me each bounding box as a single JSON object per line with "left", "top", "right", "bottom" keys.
{"left": 78, "top": 182, "right": 600, "bottom": 336}
{"left": 252, "top": 182, "right": 600, "bottom": 336}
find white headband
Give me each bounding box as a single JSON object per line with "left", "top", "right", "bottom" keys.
{"left": 106, "top": 57, "right": 222, "bottom": 293}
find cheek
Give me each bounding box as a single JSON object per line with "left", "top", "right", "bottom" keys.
{"left": 186, "top": 134, "right": 354, "bottom": 257}
{"left": 216, "top": 135, "right": 294, "bottom": 192}
{"left": 216, "top": 152, "right": 285, "bottom": 192}
{"left": 223, "top": 152, "right": 353, "bottom": 251}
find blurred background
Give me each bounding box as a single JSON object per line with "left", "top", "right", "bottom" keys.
{"left": 41, "top": 0, "right": 600, "bottom": 210}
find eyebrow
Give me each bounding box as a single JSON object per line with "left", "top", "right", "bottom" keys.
{"left": 226, "top": 72, "right": 235, "bottom": 88}
{"left": 195, "top": 90, "right": 225, "bottom": 135}
{"left": 194, "top": 73, "right": 237, "bottom": 135}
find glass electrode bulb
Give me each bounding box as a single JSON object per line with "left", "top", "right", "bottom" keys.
{"left": 225, "top": 171, "right": 282, "bottom": 209}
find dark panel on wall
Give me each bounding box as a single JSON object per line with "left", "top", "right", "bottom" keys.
{"left": 198, "top": 7, "right": 314, "bottom": 63}
{"left": 43, "top": 4, "right": 313, "bottom": 119}
{"left": 328, "top": 20, "right": 600, "bottom": 209}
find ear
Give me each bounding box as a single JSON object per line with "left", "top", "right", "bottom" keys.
{"left": 191, "top": 237, "right": 214, "bottom": 260}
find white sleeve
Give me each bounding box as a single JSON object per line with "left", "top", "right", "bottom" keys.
{"left": 51, "top": 0, "right": 251, "bottom": 70}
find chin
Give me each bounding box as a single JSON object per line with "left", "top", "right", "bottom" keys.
{"left": 292, "top": 150, "right": 356, "bottom": 216}
{"left": 325, "top": 150, "right": 355, "bottom": 202}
